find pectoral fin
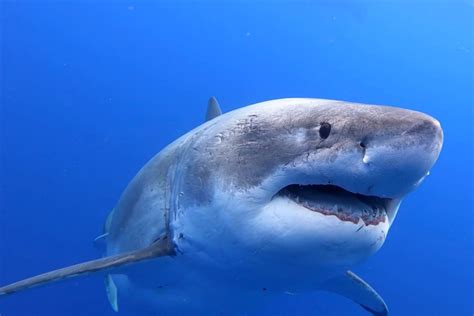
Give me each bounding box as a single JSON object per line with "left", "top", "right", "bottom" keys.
{"left": 320, "top": 271, "right": 388, "bottom": 316}
{"left": 0, "top": 237, "right": 175, "bottom": 297}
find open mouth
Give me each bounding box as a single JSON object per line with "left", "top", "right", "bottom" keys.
{"left": 275, "top": 185, "right": 391, "bottom": 226}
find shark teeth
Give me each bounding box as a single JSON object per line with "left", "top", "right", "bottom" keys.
{"left": 276, "top": 184, "right": 389, "bottom": 226}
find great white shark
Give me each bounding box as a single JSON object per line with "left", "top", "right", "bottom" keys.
{"left": 0, "top": 98, "right": 443, "bottom": 315}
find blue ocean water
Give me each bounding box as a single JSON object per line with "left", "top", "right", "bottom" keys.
{"left": 1, "top": 1, "right": 473, "bottom": 315}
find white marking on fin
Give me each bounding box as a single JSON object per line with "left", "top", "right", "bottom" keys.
{"left": 94, "top": 233, "right": 109, "bottom": 242}
{"left": 105, "top": 275, "right": 119, "bottom": 312}
{"left": 205, "top": 96, "right": 222, "bottom": 122}
{"left": 95, "top": 208, "right": 116, "bottom": 251}
{"left": 93, "top": 233, "right": 109, "bottom": 251}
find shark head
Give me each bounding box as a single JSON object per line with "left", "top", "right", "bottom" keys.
{"left": 177, "top": 98, "right": 443, "bottom": 283}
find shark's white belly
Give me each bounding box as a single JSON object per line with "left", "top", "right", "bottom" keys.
{"left": 109, "top": 203, "right": 364, "bottom": 315}
{"left": 110, "top": 255, "right": 281, "bottom": 315}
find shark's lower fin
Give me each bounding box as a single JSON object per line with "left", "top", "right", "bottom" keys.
{"left": 0, "top": 237, "right": 175, "bottom": 297}
{"left": 320, "top": 270, "right": 388, "bottom": 316}
{"left": 105, "top": 274, "right": 119, "bottom": 312}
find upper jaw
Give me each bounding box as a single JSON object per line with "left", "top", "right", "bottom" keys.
{"left": 259, "top": 169, "right": 405, "bottom": 203}
{"left": 257, "top": 143, "right": 435, "bottom": 202}
{"left": 249, "top": 143, "right": 435, "bottom": 226}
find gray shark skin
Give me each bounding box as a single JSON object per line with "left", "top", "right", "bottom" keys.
{"left": 0, "top": 98, "right": 443, "bottom": 316}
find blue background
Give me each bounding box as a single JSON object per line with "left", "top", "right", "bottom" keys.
{"left": 1, "top": 1, "right": 473, "bottom": 315}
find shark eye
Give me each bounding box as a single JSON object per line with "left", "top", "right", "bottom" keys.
{"left": 319, "top": 122, "right": 331, "bottom": 139}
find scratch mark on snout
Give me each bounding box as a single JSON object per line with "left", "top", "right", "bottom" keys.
{"left": 356, "top": 225, "right": 364, "bottom": 232}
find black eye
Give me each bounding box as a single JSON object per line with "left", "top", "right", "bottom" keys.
{"left": 319, "top": 122, "right": 331, "bottom": 139}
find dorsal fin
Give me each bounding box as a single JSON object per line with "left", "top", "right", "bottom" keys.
{"left": 0, "top": 237, "right": 175, "bottom": 297}
{"left": 205, "top": 96, "right": 222, "bottom": 122}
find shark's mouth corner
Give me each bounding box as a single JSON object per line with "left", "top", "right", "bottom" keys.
{"left": 274, "top": 184, "right": 392, "bottom": 226}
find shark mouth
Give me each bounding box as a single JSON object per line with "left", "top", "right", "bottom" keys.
{"left": 276, "top": 185, "right": 391, "bottom": 226}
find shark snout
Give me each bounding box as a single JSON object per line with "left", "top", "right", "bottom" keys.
{"left": 359, "top": 110, "right": 443, "bottom": 153}
{"left": 359, "top": 111, "right": 443, "bottom": 198}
